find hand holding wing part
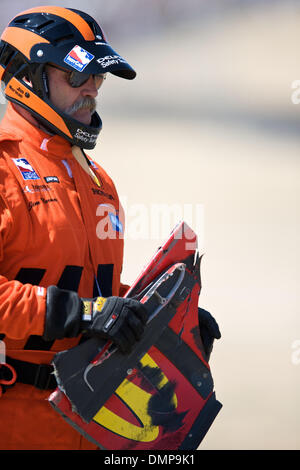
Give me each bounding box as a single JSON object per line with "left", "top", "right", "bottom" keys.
{"left": 44, "top": 287, "right": 147, "bottom": 354}
{"left": 81, "top": 296, "right": 148, "bottom": 353}
{"left": 198, "top": 307, "right": 221, "bottom": 361}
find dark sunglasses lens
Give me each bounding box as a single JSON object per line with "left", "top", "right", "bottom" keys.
{"left": 69, "top": 71, "right": 89, "bottom": 88}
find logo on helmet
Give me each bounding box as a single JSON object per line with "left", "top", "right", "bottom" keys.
{"left": 97, "top": 55, "right": 126, "bottom": 69}
{"left": 64, "top": 45, "right": 95, "bottom": 72}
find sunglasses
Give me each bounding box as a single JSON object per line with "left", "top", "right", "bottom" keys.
{"left": 47, "top": 63, "right": 107, "bottom": 89}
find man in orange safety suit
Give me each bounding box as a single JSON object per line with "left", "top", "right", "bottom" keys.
{"left": 0, "top": 6, "right": 221, "bottom": 450}
{"left": 0, "top": 6, "right": 148, "bottom": 450}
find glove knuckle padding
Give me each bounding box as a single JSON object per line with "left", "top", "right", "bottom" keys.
{"left": 128, "top": 300, "right": 148, "bottom": 324}
{"left": 89, "top": 296, "right": 147, "bottom": 353}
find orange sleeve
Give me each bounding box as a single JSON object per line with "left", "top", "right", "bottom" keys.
{"left": 0, "top": 277, "right": 46, "bottom": 340}
{"left": 0, "top": 194, "right": 46, "bottom": 340}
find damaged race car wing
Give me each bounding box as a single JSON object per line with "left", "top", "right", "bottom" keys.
{"left": 51, "top": 262, "right": 193, "bottom": 422}
{"left": 49, "top": 221, "right": 222, "bottom": 450}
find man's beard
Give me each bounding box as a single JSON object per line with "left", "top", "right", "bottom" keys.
{"left": 65, "top": 96, "right": 97, "bottom": 117}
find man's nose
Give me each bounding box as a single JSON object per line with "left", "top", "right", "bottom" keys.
{"left": 81, "top": 75, "right": 98, "bottom": 97}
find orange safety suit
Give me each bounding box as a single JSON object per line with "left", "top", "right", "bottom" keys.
{"left": 0, "top": 102, "right": 128, "bottom": 449}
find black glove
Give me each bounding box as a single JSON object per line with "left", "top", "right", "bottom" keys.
{"left": 81, "top": 296, "right": 148, "bottom": 353}
{"left": 43, "top": 286, "right": 148, "bottom": 354}
{"left": 198, "top": 307, "right": 221, "bottom": 361}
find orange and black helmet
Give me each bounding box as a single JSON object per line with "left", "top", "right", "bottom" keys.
{"left": 0, "top": 6, "right": 136, "bottom": 149}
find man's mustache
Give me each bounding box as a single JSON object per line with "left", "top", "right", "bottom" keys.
{"left": 65, "top": 96, "right": 97, "bottom": 116}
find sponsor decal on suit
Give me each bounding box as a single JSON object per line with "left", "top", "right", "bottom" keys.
{"left": 12, "top": 158, "right": 40, "bottom": 180}
{"left": 44, "top": 176, "right": 60, "bottom": 183}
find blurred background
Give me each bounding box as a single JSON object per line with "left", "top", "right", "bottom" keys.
{"left": 0, "top": 0, "right": 300, "bottom": 450}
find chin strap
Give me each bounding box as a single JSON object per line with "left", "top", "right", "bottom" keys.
{"left": 72, "top": 145, "right": 101, "bottom": 187}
